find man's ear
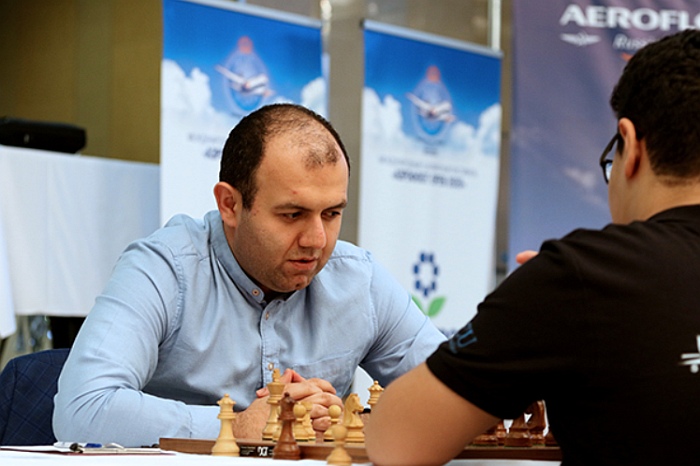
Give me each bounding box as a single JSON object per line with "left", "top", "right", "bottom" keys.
{"left": 618, "top": 118, "right": 643, "bottom": 180}
{"left": 214, "top": 182, "right": 242, "bottom": 227}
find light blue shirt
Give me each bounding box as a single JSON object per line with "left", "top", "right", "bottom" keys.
{"left": 54, "top": 211, "right": 445, "bottom": 446}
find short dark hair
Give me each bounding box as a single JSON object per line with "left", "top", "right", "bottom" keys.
{"left": 219, "top": 103, "right": 350, "bottom": 209}
{"left": 610, "top": 29, "right": 700, "bottom": 182}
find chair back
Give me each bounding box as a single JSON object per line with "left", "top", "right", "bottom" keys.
{"left": 0, "top": 348, "right": 70, "bottom": 445}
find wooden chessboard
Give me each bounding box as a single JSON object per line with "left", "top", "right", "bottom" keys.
{"left": 159, "top": 437, "right": 562, "bottom": 462}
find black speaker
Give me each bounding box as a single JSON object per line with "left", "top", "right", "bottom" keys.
{"left": 0, "top": 116, "right": 86, "bottom": 154}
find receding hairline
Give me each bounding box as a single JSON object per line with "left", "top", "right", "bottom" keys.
{"left": 261, "top": 113, "right": 348, "bottom": 172}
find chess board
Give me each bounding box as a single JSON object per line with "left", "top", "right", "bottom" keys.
{"left": 159, "top": 437, "right": 562, "bottom": 462}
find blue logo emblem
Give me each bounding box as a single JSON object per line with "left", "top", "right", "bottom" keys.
{"left": 449, "top": 322, "right": 477, "bottom": 353}
{"left": 406, "top": 66, "right": 455, "bottom": 147}
{"left": 411, "top": 251, "right": 446, "bottom": 318}
{"left": 216, "top": 36, "right": 273, "bottom": 116}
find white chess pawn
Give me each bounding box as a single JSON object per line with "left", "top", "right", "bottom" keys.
{"left": 324, "top": 404, "right": 342, "bottom": 442}
{"left": 293, "top": 402, "right": 310, "bottom": 441}
{"left": 326, "top": 425, "right": 352, "bottom": 466}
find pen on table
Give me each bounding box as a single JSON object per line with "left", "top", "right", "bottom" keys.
{"left": 53, "top": 442, "right": 103, "bottom": 451}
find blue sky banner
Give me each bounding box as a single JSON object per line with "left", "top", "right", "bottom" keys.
{"left": 161, "top": 0, "right": 324, "bottom": 223}
{"left": 510, "top": 0, "right": 696, "bottom": 271}
{"left": 359, "top": 22, "right": 502, "bottom": 336}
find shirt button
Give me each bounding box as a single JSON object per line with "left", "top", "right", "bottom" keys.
{"left": 267, "top": 362, "right": 274, "bottom": 371}
{"left": 252, "top": 289, "right": 260, "bottom": 297}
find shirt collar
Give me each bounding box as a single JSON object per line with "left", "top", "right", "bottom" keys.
{"left": 648, "top": 204, "right": 700, "bottom": 223}
{"left": 207, "top": 211, "right": 268, "bottom": 306}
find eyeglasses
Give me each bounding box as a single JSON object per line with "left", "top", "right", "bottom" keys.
{"left": 599, "top": 133, "right": 622, "bottom": 184}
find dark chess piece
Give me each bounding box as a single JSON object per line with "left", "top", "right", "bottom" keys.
{"left": 273, "top": 393, "right": 301, "bottom": 460}
{"left": 545, "top": 428, "right": 559, "bottom": 446}
{"left": 504, "top": 413, "right": 532, "bottom": 447}
{"left": 526, "top": 400, "right": 546, "bottom": 447}
{"left": 471, "top": 424, "right": 499, "bottom": 447}
{"left": 495, "top": 420, "right": 507, "bottom": 446}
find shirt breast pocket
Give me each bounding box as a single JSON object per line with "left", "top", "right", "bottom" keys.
{"left": 291, "top": 351, "right": 356, "bottom": 398}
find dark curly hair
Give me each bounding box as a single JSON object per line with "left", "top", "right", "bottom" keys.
{"left": 219, "top": 104, "right": 349, "bottom": 209}
{"left": 610, "top": 29, "right": 700, "bottom": 182}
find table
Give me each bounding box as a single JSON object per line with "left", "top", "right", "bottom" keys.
{"left": 0, "top": 450, "right": 329, "bottom": 465}
{"left": 0, "top": 448, "right": 558, "bottom": 465}
{"left": 160, "top": 438, "right": 561, "bottom": 464}
{"left": 0, "top": 145, "right": 160, "bottom": 338}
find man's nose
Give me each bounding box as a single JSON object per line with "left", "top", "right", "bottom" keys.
{"left": 299, "top": 217, "right": 327, "bottom": 249}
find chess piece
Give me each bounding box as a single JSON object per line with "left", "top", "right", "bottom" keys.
{"left": 262, "top": 368, "right": 285, "bottom": 440}
{"left": 342, "top": 393, "right": 364, "bottom": 444}
{"left": 324, "top": 404, "right": 342, "bottom": 442}
{"left": 504, "top": 413, "right": 532, "bottom": 447}
{"left": 526, "top": 401, "right": 546, "bottom": 447}
{"left": 273, "top": 393, "right": 301, "bottom": 460}
{"left": 302, "top": 401, "right": 315, "bottom": 440}
{"left": 293, "top": 402, "right": 310, "bottom": 442}
{"left": 326, "top": 425, "right": 352, "bottom": 466}
{"left": 495, "top": 420, "right": 507, "bottom": 446}
{"left": 211, "top": 394, "right": 240, "bottom": 456}
{"left": 367, "top": 380, "right": 384, "bottom": 411}
{"left": 471, "top": 424, "right": 499, "bottom": 447}
{"left": 545, "top": 428, "right": 558, "bottom": 446}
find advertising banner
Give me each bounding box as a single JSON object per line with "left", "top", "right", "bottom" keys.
{"left": 0, "top": 211, "right": 15, "bottom": 339}
{"left": 509, "top": 0, "right": 697, "bottom": 271}
{"left": 161, "top": 0, "right": 324, "bottom": 223}
{"left": 359, "top": 22, "right": 502, "bottom": 335}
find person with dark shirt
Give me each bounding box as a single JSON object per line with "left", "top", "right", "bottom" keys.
{"left": 367, "top": 29, "right": 700, "bottom": 466}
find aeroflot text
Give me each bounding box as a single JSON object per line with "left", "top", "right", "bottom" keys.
{"left": 560, "top": 5, "right": 700, "bottom": 31}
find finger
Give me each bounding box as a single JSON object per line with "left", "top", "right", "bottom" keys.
{"left": 255, "top": 369, "right": 306, "bottom": 398}
{"left": 305, "top": 377, "right": 336, "bottom": 394}
{"left": 295, "top": 389, "right": 343, "bottom": 408}
{"left": 257, "top": 368, "right": 307, "bottom": 397}
{"left": 515, "top": 250, "right": 538, "bottom": 265}
{"left": 283, "top": 381, "right": 323, "bottom": 401}
{"left": 284, "top": 369, "right": 306, "bottom": 383}
{"left": 312, "top": 415, "right": 331, "bottom": 434}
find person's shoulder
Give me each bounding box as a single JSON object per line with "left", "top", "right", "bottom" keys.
{"left": 135, "top": 211, "right": 217, "bottom": 258}
{"left": 538, "top": 217, "right": 674, "bottom": 271}
{"left": 318, "top": 241, "right": 376, "bottom": 278}
{"left": 329, "top": 240, "right": 373, "bottom": 263}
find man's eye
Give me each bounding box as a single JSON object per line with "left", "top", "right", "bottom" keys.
{"left": 284, "top": 212, "right": 301, "bottom": 220}
{"left": 324, "top": 210, "right": 342, "bottom": 219}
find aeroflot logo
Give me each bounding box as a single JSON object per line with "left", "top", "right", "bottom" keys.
{"left": 560, "top": 4, "right": 700, "bottom": 31}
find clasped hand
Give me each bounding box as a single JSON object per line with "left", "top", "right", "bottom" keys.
{"left": 235, "top": 368, "right": 343, "bottom": 439}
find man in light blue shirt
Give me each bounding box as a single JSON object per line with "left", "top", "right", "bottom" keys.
{"left": 53, "top": 104, "right": 445, "bottom": 447}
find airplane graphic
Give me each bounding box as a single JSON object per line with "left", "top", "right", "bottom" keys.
{"left": 679, "top": 335, "right": 700, "bottom": 373}
{"left": 406, "top": 93, "right": 455, "bottom": 123}
{"left": 215, "top": 65, "right": 270, "bottom": 96}
{"left": 560, "top": 32, "right": 601, "bottom": 47}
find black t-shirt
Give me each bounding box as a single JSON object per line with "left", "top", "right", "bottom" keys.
{"left": 428, "top": 205, "right": 700, "bottom": 466}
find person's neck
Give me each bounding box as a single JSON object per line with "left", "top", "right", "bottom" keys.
{"left": 636, "top": 177, "right": 700, "bottom": 221}
{"left": 264, "top": 289, "right": 293, "bottom": 302}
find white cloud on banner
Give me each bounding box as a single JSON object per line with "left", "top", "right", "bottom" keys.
{"left": 161, "top": 59, "right": 327, "bottom": 124}
{"left": 362, "top": 90, "right": 413, "bottom": 151}
{"left": 162, "top": 60, "right": 216, "bottom": 117}
{"left": 361, "top": 87, "right": 501, "bottom": 159}
{"left": 475, "top": 104, "right": 502, "bottom": 157}
{"left": 300, "top": 77, "right": 328, "bottom": 116}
